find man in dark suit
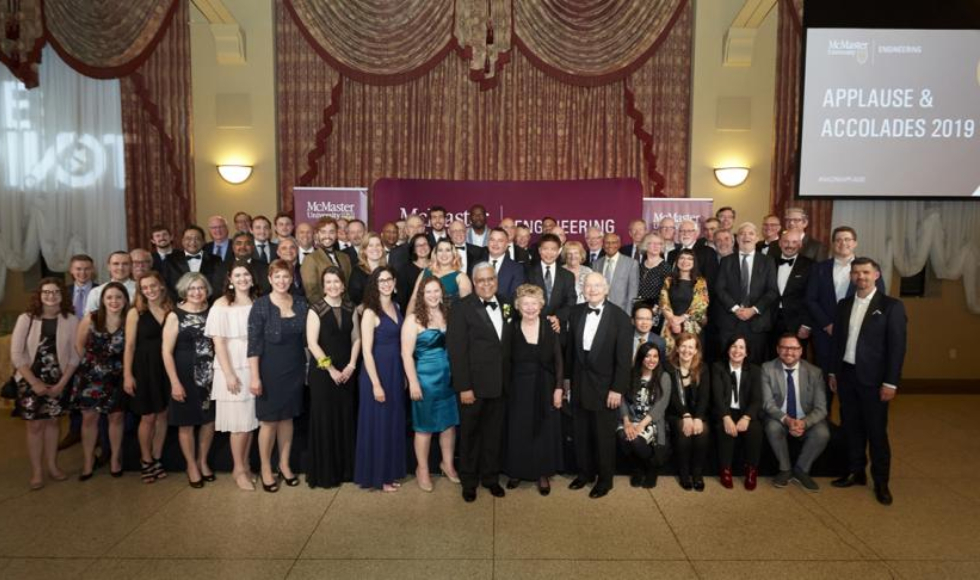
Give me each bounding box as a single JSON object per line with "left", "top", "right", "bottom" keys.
{"left": 757, "top": 214, "right": 782, "bottom": 255}
{"left": 667, "top": 220, "right": 718, "bottom": 284}
{"left": 714, "top": 223, "right": 779, "bottom": 364}
{"left": 486, "top": 228, "right": 525, "bottom": 302}
{"left": 449, "top": 219, "right": 487, "bottom": 277}
{"left": 447, "top": 262, "right": 512, "bottom": 502}
{"left": 631, "top": 303, "right": 667, "bottom": 360}
{"left": 767, "top": 207, "right": 828, "bottom": 262}
{"left": 150, "top": 224, "right": 174, "bottom": 272}
{"left": 425, "top": 205, "right": 450, "bottom": 248}
{"left": 525, "top": 233, "right": 576, "bottom": 333}
{"left": 225, "top": 231, "right": 270, "bottom": 294}
{"left": 584, "top": 227, "right": 605, "bottom": 269}
{"left": 805, "top": 226, "right": 885, "bottom": 378}
{"left": 500, "top": 217, "right": 532, "bottom": 266}
{"left": 829, "top": 258, "right": 907, "bottom": 506}
{"left": 619, "top": 219, "right": 648, "bottom": 260}
{"left": 565, "top": 272, "right": 633, "bottom": 498}
{"left": 203, "top": 215, "right": 231, "bottom": 261}
{"left": 250, "top": 215, "right": 278, "bottom": 264}
{"left": 770, "top": 229, "right": 814, "bottom": 357}
{"left": 163, "top": 225, "right": 225, "bottom": 302}
{"left": 388, "top": 214, "right": 425, "bottom": 272}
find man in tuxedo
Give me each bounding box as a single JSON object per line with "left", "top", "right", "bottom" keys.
{"left": 250, "top": 215, "right": 277, "bottom": 264}
{"left": 150, "top": 224, "right": 174, "bottom": 272}
{"left": 762, "top": 333, "right": 829, "bottom": 491}
{"left": 716, "top": 206, "right": 736, "bottom": 232}
{"left": 300, "top": 217, "right": 352, "bottom": 298}
{"left": 667, "top": 220, "right": 718, "bottom": 283}
{"left": 447, "top": 262, "right": 511, "bottom": 502}
{"left": 757, "top": 214, "right": 782, "bottom": 255}
{"left": 714, "top": 223, "right": 778, "bottom": 363}
{"left": 594, "top": 233, "right": 638, "bottom": 313}
{"left": 499, "top": 217, "right": 531, "bottom": 265}
{"left": 203, "top": 215, "right": 231, "bottom": 261}
{"left": 163, "top": 225, "right": 225, "bottom": 301}
{"left": 619, "top": 219, "right": 648, "bottom": 260}
{"left": 565, "top": 272, "right": 633, "bottom": 498}
{"left": 449, "top": 219, "right": 487, "bottom": 277}
{"left": 631, "top": 304, "right": 666, "bottom": 360}
{"left": 525, "top": 233, "right": 576, "bottom": 333}
{"left": 805, "top": 226, "right": 885, "bottom": 379}
{"left": 486, "top": 228, "right": 525, "bottom": 302}
{"left": 295, "top": 222, "right": 316, "bottom": 265}
{"left": 226, "top": 232, "right": 270, "bottom": 294}
{"left": 584, "top": 227, "right": 604, "bottom": 268}
{"left": 770, "top": 230, "right": 813, "bottom": 357}
{"left": 769, "top": 207, "right": 828, "bottom": 262}
{"left": 466, "top": 204, "right": 490, "bottom": 247}
{"left": 388, "top": 214, "right": 425, "bottom": 272}
{"left": 829, "top": 258, "right": 907, "bottom": 505}
{"left": 426, "top": 205, "right": 450, "bottom": 247}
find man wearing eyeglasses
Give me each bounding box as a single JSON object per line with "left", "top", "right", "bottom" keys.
{"left": 766, "top": 207, "right": 828, "bottom": 262}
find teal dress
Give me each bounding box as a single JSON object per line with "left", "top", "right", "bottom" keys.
{"left": 411, "top": 329, "right": 459, "bottom": 433}
{"left": 423, "top": 269, "right": 460, "bottom": 306}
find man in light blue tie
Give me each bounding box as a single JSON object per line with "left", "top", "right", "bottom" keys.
{"left": 761, "top": 333, "right": 829, "bottom": 491}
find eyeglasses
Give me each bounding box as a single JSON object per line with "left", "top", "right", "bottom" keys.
{"left": 777, "top": 345, "right": 802, "bottom": 351}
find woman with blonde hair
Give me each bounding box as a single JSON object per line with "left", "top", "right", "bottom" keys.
{"left": 407, "top": 238, "right": 471, "bottom": 312}
{"left": 561, "top": 241, "right": 592, "bottom": 303}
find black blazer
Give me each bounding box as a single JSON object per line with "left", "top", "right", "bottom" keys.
{"left": 458, "top": 243, "right": 488, "bottom": 277}
{"left": 666, "top": 364, "right": 711, "bottom": 421}
{"left": 511, "top": 318, "right": 565, "bottom": 409}
{"left": 710, "top": 361, "right": 762, "bottom": 421}
{"left": 525, "top": 260, "right": 577, "bottom": 325}
{"left": 447, "top": 293, "right": 512, "bottom": 399}
{"left": 251, "top": 241, "right": 278, "bottom": 264}
{"left": 620, "top": 244, "right": 642, "bottom": 261}
{"left": 425, "top": 230, "right": 450, "bottom": 250}
{"left": 767, "top": 236, "right": 828, "bottom": 263}
{"left": 564, "top": 301, "right": 632, "bottom": 412}
{"left": 203, "top": 240, "right": 231, "bottom": 262}
{"left": 163, "top": 250, "right": 225, "bottom": 302}
{"left": 387, "top": 243, "right": 410, "bottom": 273}
{"left": 152, "top": 251, "right": 170, "bottom": 273}
{"left": 667, "top": 243, "right": 719, "bottom": 284}
{"left": 831, "top": 291, "right": 907, "bottom": 387}
{"left": 584, "top": 248, "right": 604, "bottom": 269}
{"left": 225, "top": 258, "right": 270, "bottom": 295}
{"left": 715, "top": 251, "right": 779, "bottom": 333}
{"left": 509, "top": 244, "right": 532, "bottom": 266}
{"left": 771, "top": 253, "right": 813, "bottom": 333}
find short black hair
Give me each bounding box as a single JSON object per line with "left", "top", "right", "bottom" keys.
{"left": 537, "top": 233, "right": 561, "bottom": 248}
{"left": 183, "top": 224, "right": 206, "bottom": 239}
{"left": 851, "top": 256, "right": 881, "bottom": 273}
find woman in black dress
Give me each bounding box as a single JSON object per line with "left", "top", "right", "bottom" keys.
{"left": 10, "top": 278, "right": 80, "bottom": 490}
{"left": 503, "top": 284, "right": 564, "bottom": 496}
{"left": 162, "top": 272, "right": 216, "bottom": 488}
{"left": 712, "top": 335, "right": 763, "bottom": 491}
{"left": 667, "top": 332, "right": 711, "bottom": 491}
{"left": 124, "top": 271, "right": 173, "bottom": 483}
{"left": 248, "top": 259, "right": 309, "bottom": 492}
{"left": 659, "top": 249, "right": 709, "bottom": 354}
{"left": 396, "top": 233, "right": 430, "bottom": 312}
{"left": 305, "top": 266, "right": 361, "bottom": 488}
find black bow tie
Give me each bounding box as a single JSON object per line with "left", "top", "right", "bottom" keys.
{"left": 588, "top": 307, "right": 601, "bottom": 316}
{"left": 483, "top": 300, "right": 498, "bottom": 310}
{"left": 777, "top": 257, "right": 796, "bottom": 267}
{"left": 456, "top": 245, "right": 466, "bottom": 250}
{"left": 186, "top": 253, "right": 202, "bottom": 260}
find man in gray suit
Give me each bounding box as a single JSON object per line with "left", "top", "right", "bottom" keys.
{"left": 593, "top": 233, "right": 638, "bottom": 313}
{"left": 762, "top": 333, "right": 829, "bottom": 491}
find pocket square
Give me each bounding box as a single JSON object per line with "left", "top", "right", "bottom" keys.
{"left": 872, "top": 309, "right": 882, "bottom": 316}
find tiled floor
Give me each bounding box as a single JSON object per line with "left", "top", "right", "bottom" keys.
{"left": 0, "top": 395, "right": 977, "bottom": 579}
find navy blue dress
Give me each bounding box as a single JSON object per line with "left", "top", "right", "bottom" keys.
{"left": 354, "top": 306, "right": 407, "bottom": 489}
{"left": 247, "top": 295, "right": 309, "bottom": 422}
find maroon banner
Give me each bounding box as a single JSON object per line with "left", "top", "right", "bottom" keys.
{"left": 293, "top": 186, "right": 369, "bottom": 225}
{"left": 371, "top": 178, "right": 643, "bottom": 241}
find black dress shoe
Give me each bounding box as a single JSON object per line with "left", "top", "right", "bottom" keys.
{"left": 568, "top": 477, "right": 592, "bottom": 490}
{"left": 462, "top": 488, "right": 477, "bottom": 502}
{"left": 537, "top": 482, "right": 551, "bottom": 496}
{"left": 485, "top": 483, "right": 506, "bottom": 498}
{"left": 831, "top": 473, "right": 868, "bottom": 488}
{"left": 679, "top": 476, "right": 693, "bottom": 490}
{"left": 588, "top": 485, "right": 610, "bottom": 499}
{"left": 506, "top": 478, "right": 520, "bottom": 489}
{"left": 874, "top": 483, "right": 893, "bottom": 506}
{"left": 692, "top": 476, "right": 705, "bottom": 492}
{"left": 629, "top": 473, "right": 644, "bottom": 488}
{"left": 201, "top": 473, "right": 217, "bottom": 483}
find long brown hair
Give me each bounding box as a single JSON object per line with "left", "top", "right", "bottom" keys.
{"left": 134, "top": 271, "right": 174, "bottom": 315}
{"left": 222, "top": 263, "right": 260, "bottom": 304}
{"left": 93, "top": 281, "right": 130, "bottom": 333}
{"left": 27, "top": 277, "right": 73, "bottom": 318}
{"left": 668, "top": 331, "right": 703, "bottom": 381}
{"left": 413, "top": 275, "right": 448, "bottom": 328}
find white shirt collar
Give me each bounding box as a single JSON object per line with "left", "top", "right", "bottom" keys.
{"left": 855, "top": 287, "right": 877, "bottom": 304}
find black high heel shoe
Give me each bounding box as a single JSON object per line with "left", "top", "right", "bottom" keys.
{"left": 201, "top": 473, "right": 216, "bottom": 483}
{"left": 188, "top": 476, "right": 204, "bottom": 489}
{"left": 277, "top": 469, "right": 300, "bottom": 487}
{"left": 261, "top": 475, "right": 280, "bottom": 493}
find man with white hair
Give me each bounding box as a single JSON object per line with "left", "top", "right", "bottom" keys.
{"left": 565, "top": 272, "right": 633, "bottom": 499}
{"left": 620, "top": 219, "right": 648, "bottom": 260}
{"left": 715, "top": 222, "right": 779, "bottom": 363}
{"left": 584, "top": 227, "right": 604, "bottom": 268}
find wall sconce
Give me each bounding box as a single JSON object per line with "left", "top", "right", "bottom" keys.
{"left": 714, "top": 166, "right": 750, "bottom": 188}
{"left": 217, "top": 164, "right": 253, "bottom": 185}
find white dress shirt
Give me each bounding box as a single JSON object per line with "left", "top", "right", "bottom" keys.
{"left": 298, "top": 247, "right": 314, "bottom": 265}
{"left": 456, "top": 246, "right": 468, "bottom": 273}
{"left": 601, "top": 253, "right": 618, "bottom": 282}
{"left": 833, "top": 256, "right": 855, "bottom": 302}
{"left": 843, "top": 287, "right": 876, "bottom": 365}
{"left": 729, "top": 364, "right": 742, "bottom": 409}
{"left": 582, "top": 303, "right": 604, "bottom": 351}
{"left": 484, "top": 299, "right": 503, "bottom": 340}
{"left": 777, "top": 255, "right": 795, "bottom": 296}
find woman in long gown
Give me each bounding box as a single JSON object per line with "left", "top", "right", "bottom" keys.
{"left": 206, "top": 264, "right": 260, "bottom": 491}
{"left": 123, "top": 271, "right": 172, "bottom": 483}
{"left": 248, "top": 260, "right": 309, "bottom": 492}
{"left": 354, "top": 266, "right": 407, "bottom": 491}
{"left": 401, "top": 276, "right": 460, "bottom": 492}
{"left": 503, "top": 284, "right": 564, "bottom": 495}
{"left": 305, "top": 266, "right": 361, "bottom": 488}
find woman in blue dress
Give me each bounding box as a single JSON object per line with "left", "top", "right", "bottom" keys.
{"left": 407, "top": 238, "right": 471, "bottom": 312}
{"left": 401, "top": 275, "right": 460, "bottom": 492}
{"left": 248, "top": 260, "right": 309, "bottom": 492}
{"left": 354, "top": 266, "right": 407, "bottom": 492}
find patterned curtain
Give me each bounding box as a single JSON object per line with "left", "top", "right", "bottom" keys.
{"left": 0, "top": 0, "right": 43, "bottom": 87}
{"left": 771, "top": 0, "right": 832, "bottom": 243}
{"left": 276, "top": 0, "right": 693, "bottom": 213}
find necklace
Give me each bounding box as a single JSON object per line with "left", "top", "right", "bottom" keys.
{"left": 678, "top": 369, "right": 691, "bottom": 380}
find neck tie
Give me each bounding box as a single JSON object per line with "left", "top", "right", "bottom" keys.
{"left": 544, "top": 265, "right": 553, "bottom": 302}
{"left": 187, "top": 253, "right": 202, "bottom": 260}
{"left": 591, "top": 251, "right": 598, "bottom": 263}
{"left": 636, "top": 335, "right": 644, "bottom": 352}
{"left": 492, "top": 259, "right": 498, "bottom": 272}
{"left": 588, "top": 306, "right": 601, "bottom": 316}
{"left": 74, "top": 287, "right": 86, "bottom": 317}
{"left": 260, "top": 243, "right": 269, "bottom": 262}
{"left": 785, "top": 368, "right": 798, "bottom": 419}
{"left": 603, "top": 257, "right": 613, "bottom": 282}
{"left": 731, "top": 371, "right": 739, "bottom": 406}
{"left": 212, "top": 243, "right": 221, "bottom": 257}
{"left": 740, "top": 253, "right": 751, "bottom": 304}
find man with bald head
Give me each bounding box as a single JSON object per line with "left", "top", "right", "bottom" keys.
{"left": 388, "top": 213, "right": 426, "bottom": 271}
{"left": 715, "top": 222, "right": 779, "bottom": 363}
{"left": 204, "top": 215, "right": 231, "bottom": 261}
{"left": 769, "top": 229, "right": 814, "bottom": 357}
{"left": 593, "top": 232, "right": 638, "bottom": 313}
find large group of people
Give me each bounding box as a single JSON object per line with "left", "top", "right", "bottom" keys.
{"left": 7, "top": 204, "right": 906, "bottom": 506}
